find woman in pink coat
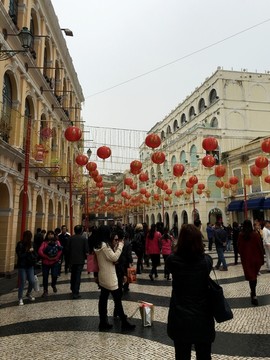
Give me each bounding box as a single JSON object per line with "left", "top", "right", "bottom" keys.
{"left": 238, "top": 220, "right": 264, "bottom": 306}
{"left": 145, "top": 224, "right": 161, "bottom": 281}
{"left": 161, "top": 228, "right": 173, "bottom": 280}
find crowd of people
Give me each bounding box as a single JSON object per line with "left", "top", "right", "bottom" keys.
{"left": 15, "top": 217, "right": 268, "bottom": 359}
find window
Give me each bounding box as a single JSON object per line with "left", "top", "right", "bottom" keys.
{"left": 198, "top": 98, "right": 206, "bottom": 113}
{"left": 173, "top": 119, "right": 179, "bottom": 131}
{"left": 9, "top": 0, "right": 18, "bottom": 25}
{"left": 166, "top": 125, "right": 172, "bottom": 136}
{"left": 1, "top": 74, "right": 12, "bottom": 142}
{"left": 181, "top": 113, "right": 186, "bottom": 125}
{"left": 161, "top": 130, "right": 166, "bottom": 140}
{"left": 233, "top": 169, "right": 243, "bottom": 195}
{"left": 189, "top": 106, "right": 196, "bottom": 120}
{"left": 209, "top": 89, "right": 218, "bottom": 104}
{"left": 180, "top": 150, "right": 186, "bottom": 164}
{"left": 210, "top": 117, "right": 218, "bottom": 128}
{"left": 190, "top": 145, "right": 198, "bottom": 167}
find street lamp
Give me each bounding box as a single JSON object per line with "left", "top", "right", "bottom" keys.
{"left": 0, "top": 27, "right": 33, "bottom": 61}
{"left": 61, "top": 28, "right": 73, "bottom": 37}
{"left": 87, "top": 148, "right": 92, "bottom": 158}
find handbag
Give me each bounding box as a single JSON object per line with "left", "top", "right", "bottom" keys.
{"left": 34, "top": 275, "right": 40, "bottom": 292}
{"left": 207, "top": 270, "right": 233, "bottom": 323}
{"left": 127, "top": 267, "right": 137, "bottom": 283}
{"left": 87, "top": 253, "right": 99, "bottom": 273}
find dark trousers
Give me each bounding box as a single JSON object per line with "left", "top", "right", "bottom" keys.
{"left": 70, "top": 264, "right": 84, "bottom": 295}
{"left": 208, "top": 238, "right": 213, "bottom": 251}
{"left": 99, "top": 286, "right": 126, "bottom": 324}
{"left": 232, "top": 240, "right": 239, "bottom": 264}
{"left": 162, "top": 254, "right": 170, "bottom": 277}
{"left": 42, "top": 263, "right": 58, "bottom": 292}
{"left": 174, "top": 341, "right": 212, "bottom": 360}
{"left": 150, "top": 254, "right": 160, "bottom": 277}
{"left": 135, "top": 252, "right": 143, "bottom": 274}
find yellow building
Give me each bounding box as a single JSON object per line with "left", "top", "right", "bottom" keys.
{"left": 0, "top": 1, "right": 85, "bottom": 277}
{"left": 138, "top": 68, "right": 270, "bottom": 233}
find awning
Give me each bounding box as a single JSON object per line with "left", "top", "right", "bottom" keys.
{"left": 263, "top": 198, "right": 270, "bottom": 209}
{"left": 245, "top": 197, "right": 265, "bottom": 210}
{"left": 227, "top": 200, "right": 243, "bottom": 212}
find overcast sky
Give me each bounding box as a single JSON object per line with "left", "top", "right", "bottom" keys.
{"left": 51, "top": 0, "right": 270, "bottom": 132}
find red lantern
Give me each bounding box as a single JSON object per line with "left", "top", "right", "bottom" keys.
{"left": 196, "top": 189, "right": 203, "bottom": 195}
{"left": 261, "top": 138, "right": 270, "bottom": 153}
{"left": 86, "top": 161, "right": 97, "bottom": 172}
{"left": 186, "top": 181, "right": 193, "bottom": 188}
{"left": 229, "top": 176, "right": 239, "bottom": 185}
{"left": 202, "top": 137, "right": 218, "bottom": 151}
{"left": 110, "top": 186, "right": 117, "bottom": 193}
{"left": 145, "top": 191, "right": 151, "bottom": 198}
{"left": 255, "top": 156, "right": 269, "bottom": 169}
{"left": 214, "top": 165, "right": 226, "bottom": 178}
{"left": 94, "top": 175, "right": 103, "bottom": 183}
{"left": 145, "top": 134, "right": 161, "bottom": 149}
{"left": 162, "top": 183, "right": 168, "bottom": 191}
{"left": 224, "top": 182, "right": 231, "bottom": 189}
{"left": 250, "top": 165, "right": 262, "bottom": 177}
{"left": 151, "top": 151, "right": 166, "bottom": 164}
{"left": 96, "top": 182, "right": 103, "bottom": 188}
{"left": 130, "top": 183, "right": 137, "bottom": 190}
{"left": 156, "top": 179, "right": 164, "bottom": 188}
{"left": 97, "top": 146, "right": 111, "bottom": 159}
{"left": 202, "top": 155, "right": 216, "bottom": 168}
{"left": 166, "top": 189, "right": 172, "bottom": 195}
{"left": 108, "top": 196, "right": 114, "bottom": 203}
{"left": 264, "top": 175, "right": 270, "bottom": 184}
{"left": 139, "top": 172, "right": 149, "bottom": 182}
{"left": 173, "top": 164, "right": 185, "bottom": 177}
{"left": 244, "top": 178, "right": 253, "bottom": 186}
{"left": 64, "top": 126, "right": 82, "bottom": 142}
{"left": 189, "top": 175, "right": 198, "bottom": 185}
{"left": 140, "top": 188, "right": 147, "bottom": 195}
{"left": 215, "top": 180, "right": 224, "bottom": 188}
{"left": 90, "top": 169, "right": 99, "bottom": 178}
{"left": 197, "top": 183, "right": 205, "bottom": 190}
{"left": 186, "top": 188, "right": 193, "bottom": 194}
{"left": 75, "top": 154, "right": 89, "bottom": 166}
{"left": 154, "top": 194, "right": 160, "bottom": 201}
{"left": 130, "top": 160, "right": 142, "bottom": 175}
{"left": 175, "top": 190, "right": 184, "bottom": 197}
{"left": 124, "top": 178, "right": 133, "bottom": 186}
{"left": 121, "top": 191, "right": 128, "bottom": 198}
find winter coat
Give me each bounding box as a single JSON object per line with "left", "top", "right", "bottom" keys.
{"left": 66, "top": 234, "right": 89, "bottom": 265}
{"left": 145, "top": 231, "right": 161, "bottom": 255}
{"left": 166, "top": 253, "right": 215, "bottom": 343}
{"left": 161, "top": 236, "right": 172, "bottom": 255}
{"left": 213, "top": 227, "right": 227, "bottom": 248}
{"left": 16, "top": 241, "right": 37, "bottom": 268}
{"left": 38, "top": 240, "right": 62, "bottom": 266}
{"left": 238, "top": 231, "right": 264, "bottom": 281}
{"left": 95, "top": 242, "right": 123, "bottom": 291}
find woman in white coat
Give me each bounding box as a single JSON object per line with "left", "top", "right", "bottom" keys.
{"left": 95, "top": 225, "right": 136, "bottom": 331}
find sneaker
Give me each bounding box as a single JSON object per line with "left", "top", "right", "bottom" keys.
{"left": 26, "top": 294, "right": 35, "bottom": 301}
{"left": 18, "top": 299, "right": 24, "bottom": 306}
{"left": 219, "top": 268, "right": 228, "bottom": 271}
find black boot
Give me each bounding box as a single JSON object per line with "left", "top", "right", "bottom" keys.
{"left": 99, "top": 322, "right": 113, "bottom": 331}
{"left": 121, "top": 319, "right": 136, "bottom": 331}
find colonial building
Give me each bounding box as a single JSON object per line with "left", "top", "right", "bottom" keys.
{"left": 138, "top": 68, "right": 270, "bottom": 233}
{"left": 0, "top": 1, "right": 84, "bottom": 276}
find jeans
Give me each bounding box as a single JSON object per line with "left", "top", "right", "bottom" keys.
{"left": 216, "top": 246, "right": 227, "bottom": 269}
{"left": 174, "top": 342, "right": 212, "bottom": 360}
{"left": 18, "top": 267, "right": 35, "bottom": 299}
{"left": 70, "top": 264, "right": 84, "bottom": 295}
{"left": 99, "top": 286, "right": 126, "bottom": 324}
{"left": 162, "top": 254, "right": 170, "bottom": 277}
{"left": 42, "top": 263, "right": 58, "bottom": 292}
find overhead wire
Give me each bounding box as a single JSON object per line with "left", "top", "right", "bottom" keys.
{"left": 86, "top": 18, "right": 270, "bottom": 98}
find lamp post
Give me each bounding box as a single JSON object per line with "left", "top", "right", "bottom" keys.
{"left": 20, "top": 115, "right": 32, "bottom": 240}
{"left": 69, "top": 161, "right": 73, "bottom": 235}
{"left": 0, "top": 27, "right": 33, "bottom": 61}
{"left": 243, "top": 174, "right": 248, "bottom": 220}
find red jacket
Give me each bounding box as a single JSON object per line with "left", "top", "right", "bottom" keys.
{"left": 145, "top": 231, "right": 161, "bottom": 255}
{"left": 38, "top": 240, "right": 62, "bottom": 266}
{"left": 161, "top": 236, "right": 173, "bottom": 255}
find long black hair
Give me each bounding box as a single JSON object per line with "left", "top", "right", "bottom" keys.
{"left": 241, "top": 219, "right": 253, "bottom": 241}
{"left": 175, "top": 224, "right": 204, "bottom": 260}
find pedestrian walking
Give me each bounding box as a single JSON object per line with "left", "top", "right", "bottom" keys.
{"left": 160, "top": 228, "right": 173, "bottom": 280}
{"left": 213, "top": 222, "right": 228, "bottom": 271}
{"left": 66, "top": 224, "right": 89, "bottom": 299}
{"left": 145, "top": 223, "right": 161, "bottom": 281}
{"left": 238, "top": 220, "right": 264, "bottom": 306}
{"left": 262, "top": 220, "right": 270, "bottom": 272}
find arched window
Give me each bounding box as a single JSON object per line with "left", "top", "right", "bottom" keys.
{"left": 209, "top": 89, "right": 218, "bottom": 104}
{"left": 173, "top": 119, "right": 179, "bottom": 131}
{"left": 23, "top": 98, "right": 31, "bottom": 149}
{"left": 161, "top": 130, "right": 166, "bottom": 140}
{"left": 171, "top": 155, "right": 177, "bottom": 167}
{"left": 198, "top": 98, "right": 206, "bottom": 113}
{"left": 189, "top": 106, "right": 196, "bottom": 120}
{"left": 1, "top": 73, "right": 12, "bottom": 142}
{"left": 190, "top": 145, "right": 198, "bottom": 167}
{"left": 180, "top": 150, "right": 186, "bottom": 164}
{"left": 163, "top": 160, "right": 169, "bottom": 180}
{"left": 210, "top": 117, "right": 218, "bottom": 128}
{"left": 207, "top": 174, "right": 222, "bottom": 198}
{"left": 9, "top": 0, "right": 18, "bottom": 25}
{"left": 166, "top": 125, "right": 172, "bottom": 136}
{"left": 181, "top": 113, "right": 187, "bottom": 125}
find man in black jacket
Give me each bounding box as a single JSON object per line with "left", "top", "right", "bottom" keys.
{"left": 66, "top": 225, "right": 89, "bottom": 299}
{"left": 213, "top": 222, "right": 228, "bottom": 271}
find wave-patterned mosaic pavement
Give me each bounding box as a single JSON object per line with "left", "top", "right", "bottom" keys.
{"left": 0, "top": 251, "right": 270, "bottom": 360}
